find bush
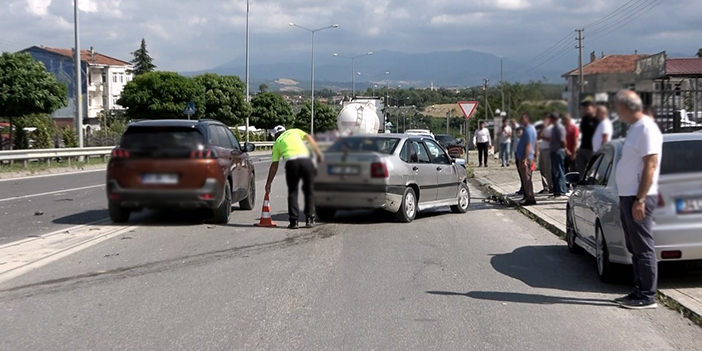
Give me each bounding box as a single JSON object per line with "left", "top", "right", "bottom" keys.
{"left": 62, "top": 127, "right": 79, "bottom": 148}
{"left": 33, "top": 125, "right": 53, "bottom": 149}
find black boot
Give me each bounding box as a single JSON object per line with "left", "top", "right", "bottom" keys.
{"left": 306, "top": 217, "right": 316, "bottom": 228}
{"left": 288, "top": 220, "right": 299, "bottom": 229}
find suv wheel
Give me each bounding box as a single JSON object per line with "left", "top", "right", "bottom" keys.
{"left": 451, "top": 183, "right": 470, "bottom": 213}
{"left": 212, "top": 182, "right": 232, "bottom": 224}
{"left": 109, "top": 203, "right": 131, "bottom": 223}
{"left": 316, "top": 207, "right": 336, "bottom": 222}
{"left": 396, "top": 187, "right": 417, "bottom": 223}
{"left": 239, "top": 176, "right": 256, "bottom": 211}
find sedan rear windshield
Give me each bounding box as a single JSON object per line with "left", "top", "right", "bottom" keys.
{"left": 120, "top": 127, "right": 204, "bottom": 150}
{"left": 661, "top": 140, "right": 702, "bottom": 175}
{"left": 327, "top": 137, "right": 400, "bottom": 154}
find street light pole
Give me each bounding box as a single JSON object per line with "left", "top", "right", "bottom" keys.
{"left": 333, "top": 52, "right": 372, "bottom": 98}
{"left": 291, "top": 23, "right": 339, "bottom": 135}
{"left": 245, "top": 0, "right": 250, "bottom": 142}
{"left": 73, "top": 0, "right": 83, "bottom": 148}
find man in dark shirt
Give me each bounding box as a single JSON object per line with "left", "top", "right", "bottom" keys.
{"left": 576, "top": 99, "right": 600, "bottom": 174}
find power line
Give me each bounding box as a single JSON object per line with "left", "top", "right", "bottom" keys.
{"left": 504, "top": 33, "right": 573, "bottom": 79}
{"left": 582, "top": 0, "right": 640, "bottom": 30}
{"left": 588, "top": 0, "right": 659, "bottom": 36}
{"left": 588, "top": 0, "right": 663, "bottom": 39}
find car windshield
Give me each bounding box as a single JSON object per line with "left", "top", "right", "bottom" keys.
{"left": 120, "top": 127, "right": 205, "bottom": 150}
{"left": 435, "top": 135, "right": 454, "bottom": 144}
{"left": 327, "top": 137, "right": 400, "bottom": 154}
{"left": 660, "top": 140, "right": 702, "bottom": 175}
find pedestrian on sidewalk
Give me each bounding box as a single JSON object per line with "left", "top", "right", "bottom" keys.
{"left": 514, "top": 126, "right": 525, "bottom": 195}
{"left": 544, "top": 113, "right": 567, "bottom": 198}
{"left": 563, "top": 113, "right": 580, "bottom": 173}
{"left": 473, "top": 121, "right": 492, "bottom": 167}
{"left": 498, "top": 119, "right": 513, "bottom": 167}
{"left": 537, "top": 115, "right": 554, "bottom": 194}
{"left": 613, "top": 90, "right": 663, "bottom": 310}
{"left": 264, "top": 125, "right": 325, "bottom": 229}
{"left": 515, "top": 113, "right": 537, "bottom": 205}
{"left": 576, "top": 99, "right": 600, "bottom": 174}
{"left": 593, "top": 105, "right": 613, "bottom": 153}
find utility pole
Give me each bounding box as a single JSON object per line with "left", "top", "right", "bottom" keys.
{"left": 576, "top": 29, "right": 585, "bottom": 111}
{"left": 446, "top": 110, "right": 450, "bottom": 135}
{"left": 483, "top": 78, "right": 490, "bottom": 122}
{"left": 500, "top": 58, "right": 505, "bottom": 117}
{"left": 73, "top": 0, "right": 83, "bottom": 148}
{"left": 245, "top": 0, "right": 250, "bottom": 143}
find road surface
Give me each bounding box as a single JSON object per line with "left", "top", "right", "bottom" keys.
{"left": 0, "top": 167, "right": 701, "bottom": 350}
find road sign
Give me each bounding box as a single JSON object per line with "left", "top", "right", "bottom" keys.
{"left": 183, "top": 101, "right": 196, "bottom": 115}
{"left": 457, "top": 101, "right": 479, "bottom": 120}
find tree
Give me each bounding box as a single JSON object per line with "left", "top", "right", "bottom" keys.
{"left": 62, "top": 126, "right": 78, "bottom": 148}
{"left": 250, "top": 92, "right": 294, "bottom": 130}
{"left": 0, "top": 52, "right": 68, "bottom": 149}
{"left": 294, "top": 101, "right": 338, "bottom": 133}
{"left": 129, "top": 39, "right": 157, "bottom": 76}
{"left": 118, "top": 71, "right": 205, "bottom": 120}
{"left": 697, "top": 48, "right": 702, "bottom": 58}
{"left": 192, "top": 74, "right": 250, "bottom": 126}
{"left": 259, "top": 83, "right": 268, "bottom": 93}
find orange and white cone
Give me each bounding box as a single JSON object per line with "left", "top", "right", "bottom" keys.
{"left": 255, "top": 192, "right": 278, "bottom": 227}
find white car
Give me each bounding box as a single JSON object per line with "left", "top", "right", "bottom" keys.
{"left": 405, "top": 129, "right": 434, "bottom": 139}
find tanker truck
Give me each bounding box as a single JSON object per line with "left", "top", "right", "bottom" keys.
{"left": 337, "top": 98, "right": 384, "bottom": 136}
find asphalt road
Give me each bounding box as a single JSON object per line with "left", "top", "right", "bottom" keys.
{"left": 0, "top": 172, "right": 701, "bottom": 350}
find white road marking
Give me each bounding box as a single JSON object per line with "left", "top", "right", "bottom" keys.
{"left": 0, "top": 184, "right": 105, "bottom": 203}
{"left": 0, "top": 168, "right": 106, "bottom": 182}
{"left": 0, "top": 222, "right": 134, "bottom": 285}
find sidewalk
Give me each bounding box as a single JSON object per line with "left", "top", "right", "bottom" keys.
{"left": 473, "top": 161, "right": 702, "bottom": 326}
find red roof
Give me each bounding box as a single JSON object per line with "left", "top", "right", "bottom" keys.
{"left": 666, "top": 58, "right": 702, "bottom": 76}
{"left": 37, "top": 45, "right": 131, "bottom": 66}
{"left": 563, "top": 54, "right": 649, "bottom": 77}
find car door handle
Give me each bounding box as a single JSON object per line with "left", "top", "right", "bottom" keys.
{"left": 436, "top": 167, "right": 442, "bottom": 171}
{"left": 412, "top": 166, "right": 419, "bottom": 171}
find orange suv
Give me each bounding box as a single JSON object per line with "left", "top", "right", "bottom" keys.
{"left": 106, "top": 119, "right": 256, "bottom": 224}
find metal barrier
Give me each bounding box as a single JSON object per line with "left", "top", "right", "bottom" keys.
{"left": 0, "top": 141, "right": 338, "bottom": 169}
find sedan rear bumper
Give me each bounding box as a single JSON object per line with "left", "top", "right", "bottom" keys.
{"left": 107, "top": 178, "right": 223, "bottom": 209}
{"left": 314, "top": 183, "right": 404, "bottom": 213}
{"left": 654, "top": 222, "right": 702, "bottom": 261}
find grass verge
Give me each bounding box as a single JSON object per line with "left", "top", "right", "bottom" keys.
{"left": 0, "top": 157, "right": 107, "bottom": 174}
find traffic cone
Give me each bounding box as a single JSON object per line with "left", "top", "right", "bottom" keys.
{"left": 255, "top": 192, "right": 278, "bottom": 227}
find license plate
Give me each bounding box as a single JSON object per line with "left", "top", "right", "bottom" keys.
{"left": 142, "top": 173, "right": 179, "bottom": 184}
{"left": 328, "top": 165, "right": 360, "bottom": 175}
{"left": 677, "top": 198, "right": 702, "bottom": 214}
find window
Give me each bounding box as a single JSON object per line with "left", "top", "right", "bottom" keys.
{"left": 327, "top": 137, "right": 400, "bottom": 154}
{"left": 661, "top": 140, "right": 702, "bottom": 175}
{"left": 583, "top": 154, "right": 603, "bottom": 185}
{"left": 113, "top": 74, "right": 117, "bottom": 83}
{"left": 119, "top": 73, "right": 124, "bottom": 83}
{"left": 594, "top": 148, "right": 614, "bottom": 186}
{"left": 120, "top": 127, "right": 204, "bottom": 150}
{"left": 224, "top": 128, "right": 241, "bottom": 150}
{"left": 208, "top": 125, "right": 222, "bottom": 146}
{"left": 410, "top": 141, "right": 431, "bottom": 164}
{"left": 216, "top": 126, "right": 233, "bottom": 149}
{"left": 112, "top": 95, "right": 120, "bottom": 106}
{"left": 424, "top": 140, "right": 451, "bottom": 164}
{"left": 399, "top": 142, "right": 410, "bottom": 163}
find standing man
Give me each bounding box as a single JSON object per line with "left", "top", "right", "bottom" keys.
{"left": 473, "top": 121, "right": 492, "bottom": 167}
{"left": 577, "top": 99, "right": 600, "bottom": 174}
{"left": 613, "top": 90, "right": 663, "bottom": 310}
{"left": 592, "top": 105, "right": 613, "bottom": 153}
{"left": 264, "top": 125, "right": 324, "bottom": 229}
{"left": 537, "top": 116, "right": 554, "bottom": 194}
{"left": 563, "top": 113, "right": 580, "bottom": 173}
{"left": 546, "top": 113, "right": 567, "bottom": 198}
{"left": 498, "top": 119, "right": 513, "bottom": 167}
{"left": 515, "top": 113, "right": 537, "bottom": 206}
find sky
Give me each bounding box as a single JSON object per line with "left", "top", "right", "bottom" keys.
{"left": 1, "top": 0, "right": 700, "bottom": 76}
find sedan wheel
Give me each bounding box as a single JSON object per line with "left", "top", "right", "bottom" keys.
{"left": 566, "top": 206, "right": 583, "bottom": 254}
{"left": 595, "top": 223, "right": 617, "bottom": 283}
{"left": 396, "top": 187, "right": 417, "bottom": 223}
{"left": 451, "top": 183, "right": 470, "bottom": 213}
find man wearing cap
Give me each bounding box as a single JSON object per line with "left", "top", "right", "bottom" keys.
{"left": 264, "top": 125, "right": 324, "bottom": 229}
{"left": 576, "top": 99, "right": 600, "bottom": 174}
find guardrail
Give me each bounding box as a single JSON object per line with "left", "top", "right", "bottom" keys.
{"left": 0, "top": 141, "right": 332, "bottom": 169}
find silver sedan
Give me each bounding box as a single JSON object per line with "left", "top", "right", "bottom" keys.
{"left": 314, "top": 134, "right": 471, "bottom": 223}
{"left": 566, "top": 133, "right": 702, "bottom": 282}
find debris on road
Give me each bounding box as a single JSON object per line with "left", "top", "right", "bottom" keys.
{"left": 34, "top": 210, "right": 43, "bottom": 216}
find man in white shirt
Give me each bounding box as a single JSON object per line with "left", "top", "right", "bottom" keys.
{"left": 537, "top": 119, "right": 554, "bottom": 194}
{"left": 498, "top": 119, "right": 513, "bottom": 167}
{"left": 473, "top": 121, "right": 492, "bottom": 167}
{"left": 592, "top": 105, "right": 613, "bottom": 153}
{"left": 613, "top": 90, "right": 663, "bottom": 310}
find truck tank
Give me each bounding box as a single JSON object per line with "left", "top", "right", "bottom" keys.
{"left": 337, "top": 102, "right": 380, "bottom": 136}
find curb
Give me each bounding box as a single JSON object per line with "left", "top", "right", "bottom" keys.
{"left": 475, "top": 175, "right": 702, "bottom": 328}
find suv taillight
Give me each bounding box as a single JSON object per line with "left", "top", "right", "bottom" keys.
{"left": 190, "top": 149, "right": 218, "bottom": 159}
{"left": 658, "top": 193, "right": 665, "bottom": 207}
{"left": 111, "top": 148, "right": 130, "bottom": 159}
{"left": 371, "top": 162, "right": 389, "bottom": 178}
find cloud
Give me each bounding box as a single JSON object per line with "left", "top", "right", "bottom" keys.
{"left": 1, "top": 0, "right": 700, "bottom": 73}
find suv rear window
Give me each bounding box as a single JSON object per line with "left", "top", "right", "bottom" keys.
{"left": 327, "top": 137, "right": 400, "bottom": 154}
{"left": 120, "top": 127, "right": 204, "bottom": 150}
{"left": 661, "top": 140, "right": 702, "bottom": 175}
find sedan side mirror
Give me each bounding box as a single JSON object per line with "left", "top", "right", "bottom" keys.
{"left": 244, "top": 142, "right": 255, "bottom": 153}
{"left": 565, "top": 172, "right": 581, "bottom": 185}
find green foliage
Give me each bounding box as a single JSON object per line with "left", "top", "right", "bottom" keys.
{"left": 62, "top": 126, "right": 79, "bottom": 148}
{"left": 250, "top": 92, "right": 294, "bottom": 130}
{"left": 13, "top": 127, "right": 29, "bottom": 150}
{"left": 193, "top": 74, "right": 250, "bottom": 126}
{"left": 129, "top": 39, "right": 157, "bottom": 76}
{"left": 294, "top": 101, "right": 338, "bottom": 133}
{"left": 697, "top": 48, "right": 702, "bottom": 58}
{"left": 0, "top": 52, "right": 68, "bottom": 117}
{"left": 10, "top": 114, "right": 55, "bottom": 149}
{"left": 259, "top": 83, "right": 268, "bottom": 93}
{"left": 118, "top": 71, "right": 206, "bottom": 120}
{"left": 33, "top": 124, "right": 53, "bottom": 149}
